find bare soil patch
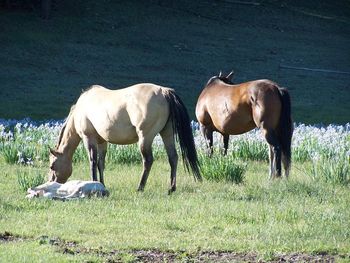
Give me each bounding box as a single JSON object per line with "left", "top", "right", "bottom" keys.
{"left": 0, "top": 231, "right": 26, "bottom": 243}
{"left": 1, "top": 232, "right": 343, "bottom": 262}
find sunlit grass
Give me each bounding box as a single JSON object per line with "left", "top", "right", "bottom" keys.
{"left": 0, "top": 162, "right": 349, "bottom": 262}
{"left": 0, "top": 120, "right": 349, "bottom": 261}
{"left": 198, "top": 152, "right": 246, "bottom": 183}
{"left": 17, "top": 169, "right": 45, "bottom": 192}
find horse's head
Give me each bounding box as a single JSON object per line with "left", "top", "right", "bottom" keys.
{"left": 48, "top": 148, "right": 72, "bottom": 183}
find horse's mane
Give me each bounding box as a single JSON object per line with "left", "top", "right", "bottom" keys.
{"left": 206, "top": 75, "right": 234, "bottom": 86}
{"left": 56, "top": 105, "right": 76, "bottom": 148}
{"left": 56, "top": 86, "right": 101, "bottom": 147}
{"left": 56, "top": 85, "right": 98, "bottom": 148}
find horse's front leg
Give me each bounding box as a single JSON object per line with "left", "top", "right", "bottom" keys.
{"left": 97, "top": 142, "right": 107, "bottom": 185}
{"left": 83, "top": 137, "right": 98, "bottom": 181}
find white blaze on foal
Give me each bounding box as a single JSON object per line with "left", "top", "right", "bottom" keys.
{"left": 26, "top": 180, "right": 109, "bottom": 200}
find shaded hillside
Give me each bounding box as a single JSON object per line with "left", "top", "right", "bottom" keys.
{"left": 1, "top": 0, "right": 349, "bottom": 123}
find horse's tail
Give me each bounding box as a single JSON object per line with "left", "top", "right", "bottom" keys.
{"left": 163, "top": 89, "right": 202, "bottom": 181}
{"left": 278, "top": 87, "right": 293, "bottom": 174}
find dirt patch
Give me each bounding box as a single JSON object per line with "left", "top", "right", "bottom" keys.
{"left": 39, "top": 236, "right": 340, "bottom": 262}
{"left": 1, "top": 232, "right": 345, "bottom": 262}
{"left": 123, "top": 250, "right": 339, "bottom": 262}
{"left": 135, "top": 250, "right": 260, "bottom": 262}
{"left": 0, "top": 231, "right": 26, "bottom": 242}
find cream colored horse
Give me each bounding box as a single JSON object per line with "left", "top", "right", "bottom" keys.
{"left": 49, "top": 84, "right": 201, "bottom": 193}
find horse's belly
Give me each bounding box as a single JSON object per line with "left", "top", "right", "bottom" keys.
{"left": 99, "top": 125, "right": 138, "bottom": 145}
{"left": 81, "top": 107, "right": 139, "bottom": 145}
{"left": 224, "top": 122, "right": 256, "bottom": 135}
{"left": 215, "top": 115, "right": 256, "bottom": 135}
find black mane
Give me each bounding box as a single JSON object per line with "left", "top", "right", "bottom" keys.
{"left": 206, "top": 75, "right": 234, "bottom": 86}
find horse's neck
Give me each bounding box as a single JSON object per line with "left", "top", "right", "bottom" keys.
{"left": 58, "top": 117, "right": 81, "bottom": 159}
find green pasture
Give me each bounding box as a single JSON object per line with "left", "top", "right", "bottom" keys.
{"left": 1, "top": 160, "right": 349, "bottom": 262}
{"left": 0, "top": 115, "right": 349, "bottom": 262}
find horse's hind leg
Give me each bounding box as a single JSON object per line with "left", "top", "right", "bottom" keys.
{"left": 160, "top": 122, "right": 178, "bottom": 194}
{"left": 97, "top": 142, "right": 107, "bottom": 185}
{"left": 137, "top": 132, "right": 154, "bottom": 192}
{"left": 282, "top": 154, "right": 290, "bottom": 178}
{"left": 263, "top": 129, "right": 282, "bottom": 178}
{"left": 200, "top": 124, "right": 213, "bottom": 156}
{"left": 268, "top": 145, "right": 274, "bottom": 179}
{"left": 83, "top": 136, "right": 98, "bottom": 181}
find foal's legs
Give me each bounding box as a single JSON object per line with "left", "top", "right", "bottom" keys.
{"left": 160, "top": 122, "right": 178, "bottom": 194}
{"left": 97, "top": 142, "right": 107, "bottom": 185}
{"left": 137, "top": 132, "right": 154, "bottom": 192}
{"left": 200, "top": 124, "right": 213, "bottom": 156}
{"left": 83, "top": 136, "right": 98, "bottom": 181}
{"left": 263, "top": 129, "right": 282, "bottom": 178}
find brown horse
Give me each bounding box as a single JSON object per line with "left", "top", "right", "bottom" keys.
{"left": 195, "top": 72, "right": 293, "bottom": 178}
{"left": 48, "top": 83, "right": 201, "bottom": 193}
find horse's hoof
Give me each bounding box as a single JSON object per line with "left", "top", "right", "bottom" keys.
{"left": 168, "top": 188, "right": 176, "bottom": 195}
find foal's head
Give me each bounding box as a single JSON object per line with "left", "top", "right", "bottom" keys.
{"left": 48, "top": 148, "right": 72, "bottom": 183}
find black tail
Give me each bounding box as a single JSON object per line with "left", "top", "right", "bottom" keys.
{"left": 278, "top": 87, "right": 293, "bottom": 173}
{"left": 164, "top": 90, "right": 202, "bottom": 181}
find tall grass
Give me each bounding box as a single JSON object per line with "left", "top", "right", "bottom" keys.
{"left": 17, "top": 169, "right": 45, "bottom": 191}
{"left": 1, "top": 120, "right": 349, "bottom": 184}
{"left": 199, "top": 153, "right": 246, "bottom": 183}
{"left": 311, "top": 153, "right": 349, "bottom": 184}
{"left": 1, "top": 161, "right": 349, "bottom": 261}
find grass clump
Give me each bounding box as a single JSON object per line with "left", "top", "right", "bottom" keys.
{"left": 230, "top": 139, "right": 268, "bottom": 162}
{"left": 17, "top": 170, "right": 45, "bottom": 192}
{"left": 1, "top": 143, "right": 18, "bottom": 164}
{"left": 199, "top": 153, "right": 246, "bottom": 183}
{"left": 311, "top": 153, "right": 349, "bottom": 185}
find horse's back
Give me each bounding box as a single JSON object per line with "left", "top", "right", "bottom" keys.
{"left": 73, "top": 84, "right": 170, "bottom": 144}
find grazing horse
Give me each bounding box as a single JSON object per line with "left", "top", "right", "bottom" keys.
{"left": 48, "top": 84, "right": 201, "bottom": 193}
{"left": 195, "top": 72, "right": 293, "bottom": 178}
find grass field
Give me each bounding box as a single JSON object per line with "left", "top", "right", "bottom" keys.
{"left": 1, "top": 0, "right": 350, "bottom": 123}
{"left": 1, "top": 162, "right": 349, "bottom": 262}
{"left": 0, "top": 120, "right": 349, "bottom": 262}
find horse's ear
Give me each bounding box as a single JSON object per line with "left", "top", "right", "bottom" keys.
{"left": 218, "top": 71, "right": 222, "bottom": 78}
{"left": 226, "top": 70, "right": 235, "bottom": 80}
{"left": 49, "top": 147, "right": 59, "bottom": 157}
